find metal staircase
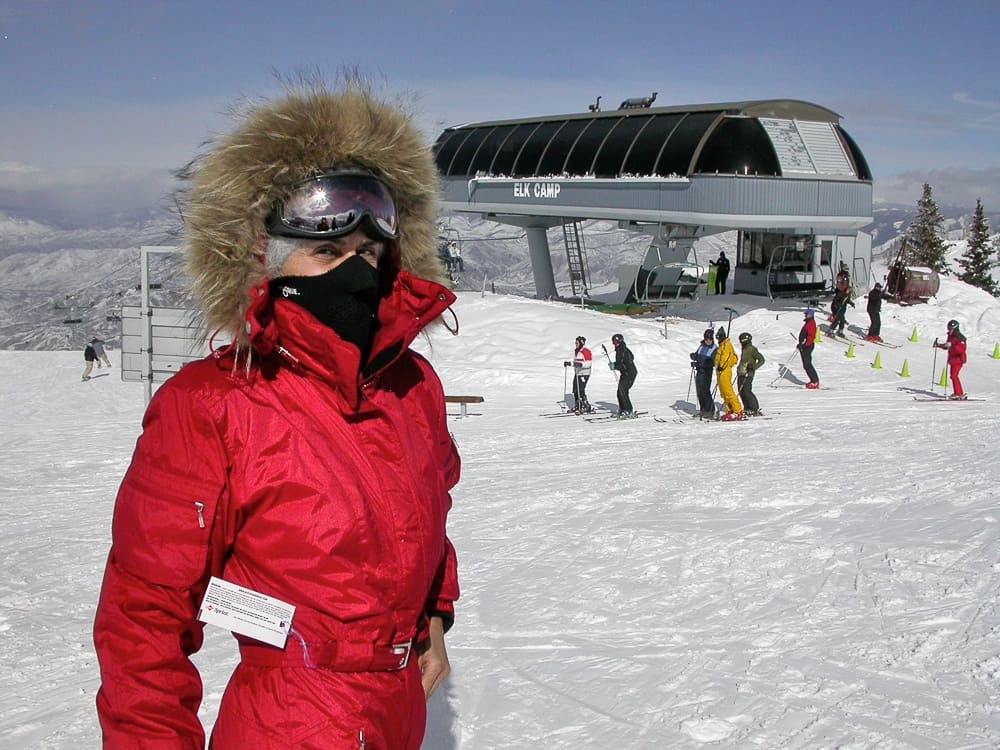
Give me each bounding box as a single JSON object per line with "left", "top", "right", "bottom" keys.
{"left": 562, "top": 220, "right": 591, "bottom": 298}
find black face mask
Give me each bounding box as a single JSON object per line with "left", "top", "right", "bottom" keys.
{"left": 269, "top": 255, "right": 382, "bottom": 359}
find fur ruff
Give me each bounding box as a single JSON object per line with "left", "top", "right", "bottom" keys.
{"left": 182, "top": 82, "right": 446, "bottom": 342}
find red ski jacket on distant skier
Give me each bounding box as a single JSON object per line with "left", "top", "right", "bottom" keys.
{"left": 93, "top": 274, "right": 460, "bottom": 749}
{"left": 799, "top": 317, "right": 817, "bottom": 347}
{"left": 943, "top": 330, "right": 967, "bottom": 365}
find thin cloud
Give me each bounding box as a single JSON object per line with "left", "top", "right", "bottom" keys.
{"left": 874, "top": 167, "right": 1000, "bottom": 210}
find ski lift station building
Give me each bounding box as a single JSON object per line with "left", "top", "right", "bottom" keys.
{"left": 433, "top": 98, "right": 873, "bottom": 301}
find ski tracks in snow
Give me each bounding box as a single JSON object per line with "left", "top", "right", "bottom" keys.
{"left": 444, "top": 380, "right": 1000, "bottom": 748}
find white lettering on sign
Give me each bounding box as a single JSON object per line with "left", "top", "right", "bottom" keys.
{"left": 513, "top": 182, "right": 561, "bottom": 199}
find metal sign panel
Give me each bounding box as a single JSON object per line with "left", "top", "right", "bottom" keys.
{"left": 119, "top": 305, "right": 214, "bottom": 384}
{"left": 119, "top": 246, "right": 232, "bottom": 402}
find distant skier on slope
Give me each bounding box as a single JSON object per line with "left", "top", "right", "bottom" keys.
{"left": 713, "top": 327, "right": 743, "bottom": 420}
{"left": 82, "top": 342, "right": 98, "bottom": 381}
{"left": 563, "top": 335, "right": 593, "bottom": 413}
{"left": 865, "top": 282, "right": 883, "bottom": 342}
{"left": 90, "top": 336, "right": 112, "bottom": 368}
{"left": 690, "top": 328, "right": 717, "bottom": 419}
{"left": 798, "top": 308, "right": 820, "bottom": 389}
{"left": 737, "top": 332, "right": 765, "bottom": 416}
{"left": 608, "top": 333, "right": 638, "bottom": 418}
{"left": 829, "top": 279, "right": 854, "bottom": 338}
{"left": 934, "top": 319, "right": 968, "bottom": 400}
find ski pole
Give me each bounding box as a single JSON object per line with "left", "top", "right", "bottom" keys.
{"left": 931, "top": 339, "right": 939, "bottom": 392}
{"left": 769, "top": 338, "right": 800, "bottom": 386}
{"left": 724, "top": 306, "right": 737, "bottom": 337}
{"left": 686, "top": 365, "right": 695, "bottom": 403}
{"left": 601, "top": 344, "right": 619, "bottom": 380}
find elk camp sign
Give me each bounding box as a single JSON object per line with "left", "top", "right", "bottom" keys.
{"left": 513, "top": 181, "right": 562, "bottom": 199}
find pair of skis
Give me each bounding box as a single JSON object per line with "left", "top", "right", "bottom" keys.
{"left": 653, "top": 413, "right": 773, "bottom": 424}
{"left": 913, "top": 395, "right": 986, "bottom": 403}
{"left": 582, "top": 410, "right": 648, "bottom": 422}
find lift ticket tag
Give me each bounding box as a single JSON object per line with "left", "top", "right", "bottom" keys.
{"left": 198, "top": 576, "right": 295, "bottom": 648}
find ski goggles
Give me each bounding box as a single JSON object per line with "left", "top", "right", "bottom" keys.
{"left": 265, "top": 171, "right": 399, "bottom": 241}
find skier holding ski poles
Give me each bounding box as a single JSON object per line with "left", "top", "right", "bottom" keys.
{"left": 829, "top": 285, "right": 854, "bottom": 338}
{"left": 690, "top": 328, "right": 717, "bottom": 419}
{"left": 607, "top": 333, "right": 638, "bottom": 418}
{"left": 564, "top": 335, "right": 593, "bottom": 413}
{"left": 713, "top": 327, "right": 743, "bottom": 420}
{"left": 798, "top": 308, "right": 820, "bottom": 389}
{"left": 933, "top": 319, "right": 968, "bottom": 399}
{"left": 737, "top": 332, "right": 765, "bottom": 416}
{"left": 865, "top": 282, "right": 884, "bottom": 342}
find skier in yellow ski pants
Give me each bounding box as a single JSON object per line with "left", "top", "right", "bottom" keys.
{"left": 713, "top": 327, "right": 743, "bottom": 420}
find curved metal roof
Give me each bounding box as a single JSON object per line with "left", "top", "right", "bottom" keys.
{"left": 433, "top": 99, "right": 871, "bottom": 182}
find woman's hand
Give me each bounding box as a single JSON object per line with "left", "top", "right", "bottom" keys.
{"left": 418, "top": 616, "right": 451, "bottom": 700}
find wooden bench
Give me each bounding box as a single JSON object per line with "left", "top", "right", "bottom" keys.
{"left": 445, "top": 395, "right": 484, "bottom": 418}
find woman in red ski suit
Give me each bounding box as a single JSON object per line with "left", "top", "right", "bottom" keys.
{"left": 934, "top": 319, "right": 968, "bottom": 398}
{"left": 93, "top": 83, "right": 461, "bottom": 749}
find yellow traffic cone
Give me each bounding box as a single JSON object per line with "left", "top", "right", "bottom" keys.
{"left": 871, "top": 352, "right": 882, "bottom": 370}
{"left": 938, "top": 368, "right": 948, "bottom": 387}
{"left": 991, "top": 343, "right": 1000, "bottom": 360}
{"left": 899, "top": 359, "right": 910, "bottom": 378}
{"left": 845, "top": 341, "right": 856, "bottom": 359}
{"left": 908, "top": 327, "right": 919, "bottom": 343}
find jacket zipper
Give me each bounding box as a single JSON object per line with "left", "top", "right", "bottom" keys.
{"left": 193, "top": 501, "right": 205, "bottom": 529}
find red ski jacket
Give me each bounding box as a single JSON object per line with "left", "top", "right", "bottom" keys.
{"left": 945, "top": 331, "right": 967, "bottom": 365}
{"left": 94, "top": 272, "right": 460, "bottom": 749}
{"left": 799, "top": 318, "right": 817, "bottom": 348}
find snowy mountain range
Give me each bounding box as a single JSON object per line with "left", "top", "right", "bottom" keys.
{"left": 0, "top": 203, "right": 992, "bottom": 351}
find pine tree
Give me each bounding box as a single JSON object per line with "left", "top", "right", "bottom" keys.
{"left": 907, "top": 183, "right": 951, "bottom": 273}
{"left": 957, "top": 199, "right": 998, "bottom": 295}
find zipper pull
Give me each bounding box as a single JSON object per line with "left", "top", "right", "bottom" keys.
{"left": 357, "top": 730, "right": 365, "bottom": 749}
{"left": 194, "top": 501, "right": 205, "bottom": 529}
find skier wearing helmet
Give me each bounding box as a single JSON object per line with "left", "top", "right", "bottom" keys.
{"left": 713, "top": 327, "right": 743, "bottom": 420}
{"left": 736, "top": 332, "right": 766, "bottom": 416}
{"left": 564, "top": 335, "right": 593, "bottom": 413}
{"left": 865, "top": 282, "right": 884, "bottom": 342}
{"left": 608, "top": 333, "right": 638, "bottom": 417}
{"left": 93, "top": 78, "right": 461, "bottom": 749}
{"left": 690, "top": 328, "right": 717, "bottom": 418}
{"left": 934, "top": 320, "right": 968, "bottom": 399}
{"left": 798, "top": 308, "right": 820, "bottom": 388}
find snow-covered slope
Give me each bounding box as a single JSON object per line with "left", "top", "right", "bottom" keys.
{"left": 2, "top": 277, "right": 998, "bottom": 748}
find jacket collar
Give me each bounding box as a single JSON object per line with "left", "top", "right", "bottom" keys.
{"left": 243, "top": 271, "right": 456, "bottom": 407}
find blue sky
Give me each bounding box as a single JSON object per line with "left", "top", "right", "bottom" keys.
{"left": 1, "top": 0, "right": 998, "bottom": 227}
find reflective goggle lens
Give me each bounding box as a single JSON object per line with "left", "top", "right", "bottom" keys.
{"left": 266, "top": 172, "right": 398, "bottom": 240}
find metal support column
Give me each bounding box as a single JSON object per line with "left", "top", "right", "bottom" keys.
{"left": 525, "top": 227, "right": 558, "bottom": 299}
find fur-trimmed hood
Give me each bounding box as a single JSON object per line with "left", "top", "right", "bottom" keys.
{"left": 182, "top": 81, "right": 446, "bottom": 341}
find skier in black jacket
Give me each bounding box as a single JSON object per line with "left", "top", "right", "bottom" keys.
{"left": 865, "top": 282, "right": 883, "bottom": 342}
{"left": 608, "top": 333, "right": 638, "bottom": 418}
{"left": 710, "top": 251, "right": 731, "bottom": 295}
